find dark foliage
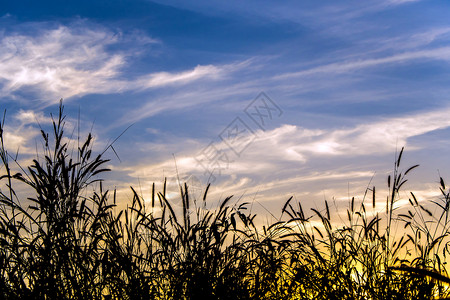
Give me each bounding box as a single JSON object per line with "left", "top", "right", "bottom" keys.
{"left": 0, "top": 104, "right": 450, "bottom": 299}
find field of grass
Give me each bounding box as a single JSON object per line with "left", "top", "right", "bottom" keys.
{"left": 2, "top": 104, "right": 450, "bottom": 299}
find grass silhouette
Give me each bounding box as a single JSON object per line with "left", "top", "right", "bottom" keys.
{"left": 1, "top": 103, "right": 450, "bottom": 299}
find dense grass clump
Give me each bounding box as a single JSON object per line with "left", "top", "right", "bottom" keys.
{"left": 1, "top": 104, "right": 450, "bottom": 299}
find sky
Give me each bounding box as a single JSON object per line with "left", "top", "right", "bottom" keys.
{"left": 1, "top": 0, "right": 450, "bottom": 222}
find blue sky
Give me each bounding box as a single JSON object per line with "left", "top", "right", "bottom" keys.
{"left": 2, "top": 0, "right": 450, "bottom": 219}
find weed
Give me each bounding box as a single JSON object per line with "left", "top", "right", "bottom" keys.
{"left": 0, "top": 103, "right": 450, "bottom": 299}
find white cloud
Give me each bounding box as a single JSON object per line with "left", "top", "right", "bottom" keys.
{"left": 0, "top": 24, "right": 240, "bottom": 103}
{"left": 118, "top": 105, "right": 450, "bottom": 192}
{"left": 1, "top": 125, "right": 40, "bottom": 154}
{"left": 117, "top": 67, "right": 257, "bottom": 126}
{"left": 0, "top": 25, "right": 125, "bottom": 101}
{"left": 277, "top": 47, "right": 450, "bottom": 79}
{"left": 0, "top": 106, "right": 111, "bottom": 160}
{"left": 104, "top": 104, "right": 450, "bottom": 217}
{"left": 133, "top": 65, "right": 223, "bottom": 89}
{"left": 384, "top": 0, "right": 420, "bottom": 5}
{"left": 350, "top": 27, "right": 450, "bottom": 59}
{"left": 274, "top": 107, "right": 450, "bottom": 159}
{"left": 0, "top": 109, "right": 56, "bottom": 155}
{"left": 13, "top": 109, "right": 53, "bottom": 125}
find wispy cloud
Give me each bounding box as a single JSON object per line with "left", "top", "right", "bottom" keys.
{"left": 277, "top": 47, "right": 450, "bottom": 79}
{"left": 1, "top": 106, "right": 110, "bottom": 158}
{"left": 117, "top": 66, "right": 258, "bottom": 126}
{"left": 108, "top": 103, "right": 448, "bottom": 219}
{"left": 119, "top": 104, "right": 450, "bottom": 189}
{"left": 384, "top": 0, "right": 420, "bottom": 5}
{"left": 261, "top": 106, "right": 450, "bottom": 160}
{"left": 150, "top": 0, "right": 421, "bottom": 25}
{"left": 132, "top": 65, "right": 223, "bottom": 89}
{"left": 0, "top": 24, "right": 242, "bottom": 103}
{"left": 0, "top": 25, "right": 126, "bottom": 101}
{"left": 2, "top": 127, "right": 39, "bottom": 154}
{"left": 13, "top": 109, "right": 53, "bottom": 126}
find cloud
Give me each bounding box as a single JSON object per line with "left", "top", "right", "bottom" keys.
{"left": 0, "top": 24, "right": 239, "bottom": 103}
{"left": 277, "top": 47, "right": 450, "bottom": 79}
{"left": 384, "top": 0, "right": 420, "bottom": 5}
{"left": 120, "top": 104, "right": 450, "bottom": 187}
{"left": 1, "top": 124, "right": 40, "bottom": 154}
{"left": 133, "top": 65, "right": 223, "bottom": 89}
{"left": 106, "top": 104, "right": 450, "bottom": 217}
{"left": 0, "top": 106, "right": 111, "bottom": 159}
{"left": 280, "top": 107, "right": 450, "bottom": 159}
{"left": 13, "top": 109, "right": 53, "bottom": 125}
{"left": 353, "top": 27, "right": 450, "bottom": 58}
{"left": 117, "top": 62, "right": 258, "bottom": 126}
{"left": 0, "top": 109, "right": 57, "bottom": 155}
{"left": 149, "top": 1, "right": 421, "bottom": 24}
{"left": 0, "top": 25, "right": 126, "bottom": 101}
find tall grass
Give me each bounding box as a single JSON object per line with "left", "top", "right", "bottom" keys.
{"left": 1, "top": 103, "right": 450, "bottom": 299}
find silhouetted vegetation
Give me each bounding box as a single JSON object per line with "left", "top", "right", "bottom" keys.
{"left": 1, "top": 103, "right": 450, "bottom": 299}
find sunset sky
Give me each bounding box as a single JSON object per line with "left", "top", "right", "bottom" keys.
{"left": 2, "top": 0, "right": 450, "bottom": 220}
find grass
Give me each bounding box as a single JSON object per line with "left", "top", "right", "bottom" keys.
{"left": 1, "top": 103, "right": 450, "bottom": 299}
